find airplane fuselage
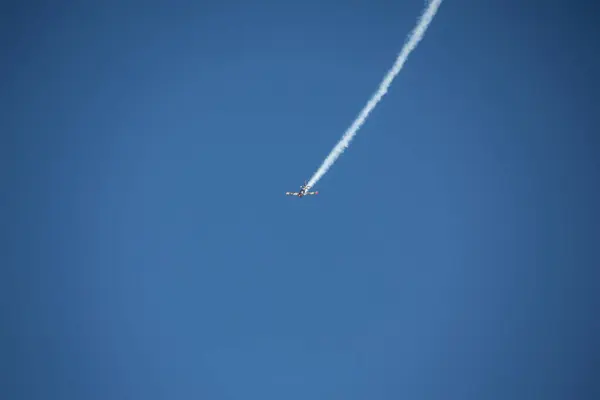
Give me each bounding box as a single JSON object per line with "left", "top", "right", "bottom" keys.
{"left": 293, "top": 183, "right": 307, "bottom": 197}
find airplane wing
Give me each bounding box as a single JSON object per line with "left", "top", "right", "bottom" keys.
{"left": 286, "top": 192, "right": 299, "bottom": 196}
{"left": 306, "top": 191, "right": 318, "bottom": 195}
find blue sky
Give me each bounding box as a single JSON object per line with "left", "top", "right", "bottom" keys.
{"left": 3, "top": 1, "right": 599, "bottom": 399}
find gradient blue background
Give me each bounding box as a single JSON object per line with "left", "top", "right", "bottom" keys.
{"left": 3, "top": 1, "right": 599, "bottom": 399}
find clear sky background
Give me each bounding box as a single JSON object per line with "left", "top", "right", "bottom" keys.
{"left": 3, "top": 0, "right": 599, "bottom": 399}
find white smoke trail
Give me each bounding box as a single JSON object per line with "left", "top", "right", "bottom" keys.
{"left": 306, "top": 0, "right": 443, "bottom": 189}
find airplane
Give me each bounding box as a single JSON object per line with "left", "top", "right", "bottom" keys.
{"left": 285, "top": 180, "right": 318, "bottom": 198}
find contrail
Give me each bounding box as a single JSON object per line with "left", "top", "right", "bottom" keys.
{"left": 306, "top": 0, "right": 443, "bottom": 189}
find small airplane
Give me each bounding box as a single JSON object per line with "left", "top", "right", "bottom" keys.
{"left": 286, "top": 181, "right": 318, "bottom": 198}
